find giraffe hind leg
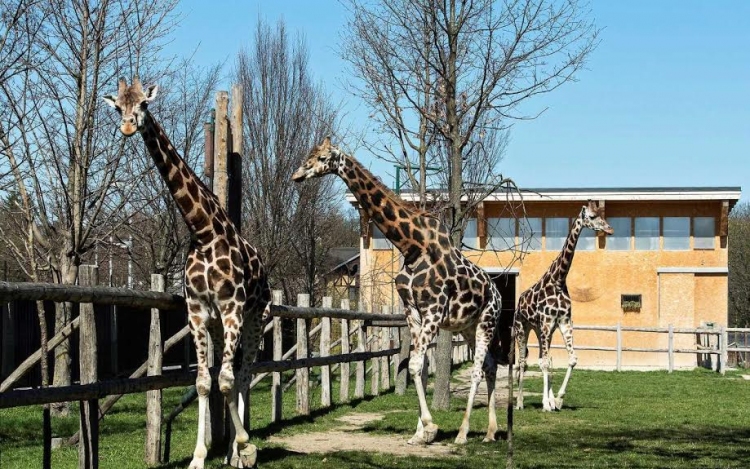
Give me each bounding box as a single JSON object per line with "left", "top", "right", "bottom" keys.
{"left": 554, "top": 319, "right": 577, "bottom": 410}
{"left": 187, "top": 299, "right": 211, "bottom": 469}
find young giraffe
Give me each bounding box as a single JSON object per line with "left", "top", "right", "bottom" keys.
{"left": 514, "top": 200, "right": 612, "bottom": 412}
{"left": 293, "top": 137, "right": 510, "bottom": 445}
{"left": 104, "top": 78, "right": 270, "bottom": 469}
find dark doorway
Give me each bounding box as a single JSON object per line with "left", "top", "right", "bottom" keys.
{"left": 492, "top": 274, "right": 517, "bottom": 363}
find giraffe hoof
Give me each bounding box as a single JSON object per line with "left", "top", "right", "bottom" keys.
{"left": 454, "top": 434, "right": 468, "bottom": 445}
{"left": 230, "top": 444, "right": 257, "bottom": 468}
{"left": 423, "top": 423, "right": 438, "bottom": 444}
{"left": 188, "top": 458, "right": 205, "bottom": 469}
{"left": 555, "top": 397, "right": 564, "bottom": 409}
{"left": 482, "top": 435, "right": 497, "bottom": 443}
{"left": 407, "top": 435, "right": 427, "bottom": 446}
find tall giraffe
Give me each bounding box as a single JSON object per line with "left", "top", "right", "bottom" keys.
{"left": 104, "top": 78, "right": 270, "bottom": 469}
{"left": 292, "top": 137, "right": 510, "bottom": 445}
{"left": 514, "top": 200, "right": 612, "bottom": 412}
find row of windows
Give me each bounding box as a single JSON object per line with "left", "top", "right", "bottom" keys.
{"left": 462, "top": 216, "right": 716, "bottom": 251}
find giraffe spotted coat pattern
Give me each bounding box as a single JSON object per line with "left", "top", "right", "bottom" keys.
{"left": 514, "top": 200, "right": 612, "bottom": 412}
{"left": 104, "top": 78, "right": 270, "bottom": 469}
{"left": 292, "top": 137, "right": 511, "bottom": 445}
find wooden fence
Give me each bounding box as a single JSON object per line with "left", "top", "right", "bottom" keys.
{"left": 525, "top": 323, "right": 728, "bottom": 374}
{"left": 0, "top": 277, "right": 470, "bottom": 469}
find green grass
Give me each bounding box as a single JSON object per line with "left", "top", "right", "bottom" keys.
{"left": 2, "top": 368, "right": 750, "bottom": 468}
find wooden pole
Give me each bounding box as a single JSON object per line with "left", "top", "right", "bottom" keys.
{"left": 321, "top": 297, "right": 332, "bottom": 408}
{"left": 145, "top": 274, "right": 164, "bottom": 465}
{"left": 228, "top": 84, "right": 243, "bottom": 231}
{"left": 296, "top": 294, "right": 310, "bottom": 415}
{"left": 213, "top": 91, "right": 229, "bottom": 209}
{"left": 271, "top": 290, "right": 283, "bottom": 422}
{"left": 339, "top": 299, "right": 350, "bottom": 403}
{"left": 1, "top": 299, "right": 14, "bottom": 380}
{"left": 370, "top": 323, "right": 380, "bottom": 396}
{"left": 355, "top": 305, "right": 366, "bottom": 399}
{"left": 616, "top": 322, "right": 622, "bottom": 372}
{"left": 78, "top": 265, "right": 99, "bottom": 469}
{"left": 380, "top": 306, "right": 390, "bottom": 391}
{"left": 720, "top": 326, "right": 727, "bottom": 375}
{"left": 668, "top": 324, "right": 674, "bottom": 373}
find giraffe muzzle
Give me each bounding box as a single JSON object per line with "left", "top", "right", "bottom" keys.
{"left": 291, "top": 167, "right": 308, "bottom": 182}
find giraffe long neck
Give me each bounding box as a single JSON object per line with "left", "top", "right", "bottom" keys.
{"left": 140, "top": 111, "right": 224, "bottom": 244}
{"left": 549, "top": 215, "right": 584, "bottom": 284}
{"left": 337, "top": 154, "right": 431, "bottom": 259}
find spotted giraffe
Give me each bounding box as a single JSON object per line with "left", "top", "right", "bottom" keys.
{"left": 514, "top": 200, "right": 612, "bottom": 412}
{"left": 104, "top": 78, "right": 270, "bottom": 469}
{"left": 292, "top": 137, "right": 510, "bottom": 445}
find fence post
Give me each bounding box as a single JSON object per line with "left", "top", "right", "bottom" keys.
{"left": 370, "top": 323, "right": 380, "bottom": 396}
{"left": 296, "top": 294, "right": 310, "bottom": 415}
{"left": 720, "top": 325, "right": 727, "bottom": 376}
{"left": 391, "top": 327, "right": 398, "bottom": 385}
{"left": 380, "top": 306, "right": 390, "bottom": 391}
{"left": 321, "top": 297, "right": 332, "bottom": 408}
{"left": 355, "top": 306, "right": 366, "bottom": 399}
{"left": 668, "top": 324, "right": 674, "bottom": 373}
{"left": 339, "top": 299, "right": 351, "bottom": 403}
{"left": 1, "top": 300, "right": 14, "bottom": 380}
{"left": 396, "top": 325, "right": 410, "bottom": 395}
{"left": 271, "top": 291, "right": 283, "bottom": 422}
{"left": 145, "top": 274, "right": 164, "bottom": 465}
{"left": 616, "top": 322, "right": 622, "bottom": 372}
{"left": 78, "top": 265, "right": 99, "bottom": 469}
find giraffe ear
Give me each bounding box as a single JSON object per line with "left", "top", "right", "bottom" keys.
{"left": 103, "top": 95, "right": 118, "bottom": 108}
{"left": 144, "top": 84, "right": 158, "bottom": 102}
{"left": 322, "top": 135, "right": 331, "bottom": 147}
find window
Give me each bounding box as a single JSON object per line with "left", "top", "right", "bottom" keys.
{"left": 487, "top": 218, "right": 516, "bottom": 251}
{"left": 519, "top": 217, "right": 542, "bottom": 251}
{"left": 663, "top": 217, "right": 690, "bottom": 250}
{"left": 371, "top": 225, "right": 392, "bottom": 250}
{"left": 621, "top": 294, "right": 642, "bottom": 312}
{"left": 635, "top": 217, "right": 660, "bottom": 250}
{"left": 607, "top": 217, "right": 632, "bottom": 250}
{"left": 694, "top": 217, "right": 715, "bottom": 249}
{"left": 578, "top": 227, "right": 596, "bottom": 251}
{"left": 462, "top": 218, "right": 478, "bottom": 249}
{"left": 545, "top": 218, "right": 569, "bottom": 251}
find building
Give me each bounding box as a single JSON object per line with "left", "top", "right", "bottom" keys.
{"left": 321, "top": 247, "right": 360, "bottom": 310}
{"left": 352, "top": 186, "right": 742, "bottom": 370}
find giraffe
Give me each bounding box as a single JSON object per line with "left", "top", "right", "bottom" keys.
{"left": 104, "top": 78, "right": 270, "bottom": 469}
{"left": 514, "top": 200, "right": 612, "bottom": 412}
{"left": 292, "top": 137, "right": 510, "bottom": 445}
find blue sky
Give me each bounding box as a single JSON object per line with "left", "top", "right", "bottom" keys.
{"left": 164, "top": 1, "right": 749, "bottom": 201}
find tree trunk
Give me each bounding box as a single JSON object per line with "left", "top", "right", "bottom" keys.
{"left": 52, "top": 256, "right": 77, "bottom": 417}
{"left": 432, "top": 329, "right": 453, "bottom": 410}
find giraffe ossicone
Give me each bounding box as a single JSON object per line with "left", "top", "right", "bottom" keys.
{"left": 514, "top": 200, "right": 612, "bottom": 412}
{"left": 293, "top": 137, "right": 512, "bottom": 445}
{"left": 104, "top": 78, "right": 271, "bottom": 469}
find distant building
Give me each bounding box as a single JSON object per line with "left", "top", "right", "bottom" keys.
{"left": 322, "top": 247, "right": 360, "bottom": 310}
{"left": 351, "top": 186, "right": 741, "bottom": 370}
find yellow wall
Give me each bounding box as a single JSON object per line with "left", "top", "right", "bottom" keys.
{"left": 359, "top": 200, "right": 730, "bottom": 370}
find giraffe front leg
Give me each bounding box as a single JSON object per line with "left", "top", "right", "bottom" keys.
{"left": 482, "top": 359, "right": 498, "bottom": 443}
{"left": 539, "top": 332, "right": 555, "bottom": 412}
{"left": 515, "top": 325, "right": 529, "bottom": 410}
{"left": 554, "top": 319, "right": 577, "bottom": 410}
{"left": 456, "top": 325, "right": 493, "bottom": 445}
{"left": 406, "top": 319, "right": 440, "bottom": 445}
{"left": 187, "top": 301, "right": 211, "bottom": 469}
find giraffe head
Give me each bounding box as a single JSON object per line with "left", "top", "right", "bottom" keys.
{"left": 581, "top": 200, "right": 614, "bottom": 235}
{"left": 102, "top": 77, "right": 158, "bottom": 137}
{"left": 291, "top": 136, "right": 343, "bottom": 182}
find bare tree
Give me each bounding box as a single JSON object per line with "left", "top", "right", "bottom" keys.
{"left": 342, "top": 0, "right": 599, "bottom": 409}
{"left": 235, "top": 19, "right": 345, "bottom": 305}
{"left": 0, "top": 0, "right": 179, "bottom": 414}
{"left": 729, "top": 202, "right": 750, "bottom": 327}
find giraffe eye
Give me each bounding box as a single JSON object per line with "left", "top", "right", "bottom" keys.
{"left": 318, "top": 155, "right": 326, "bottom": 161}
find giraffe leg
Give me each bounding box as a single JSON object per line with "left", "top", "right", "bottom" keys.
{"left": 222, "top": 303, "right": 262, "bottom": 468}
{"left": 539, "top": 331, "right": 555, "bottom": 412}
{"left": 187, "top": 300, "right": 211, "bottom": 469}
{"left": 515, "top": 324, "right": 529, "bottom": 410}
{"left": 482, "top": 358, "right": 498, "bottom": 443}
{"left": 456, "top": 324, "right": 492, "bottom": 444}
{"left": 554, "top": 318, "right": 577, "bottom": 410}
{"left": 406, "top": 315, "right": 440, "bottom": 445}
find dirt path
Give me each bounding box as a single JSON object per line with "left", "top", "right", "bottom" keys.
{"left": 268, "top": 366, "right": 541, "bottom": 457}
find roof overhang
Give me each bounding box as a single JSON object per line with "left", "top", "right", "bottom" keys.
{"left": 346, "top": 187, "right": 742, "bottom": 209}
